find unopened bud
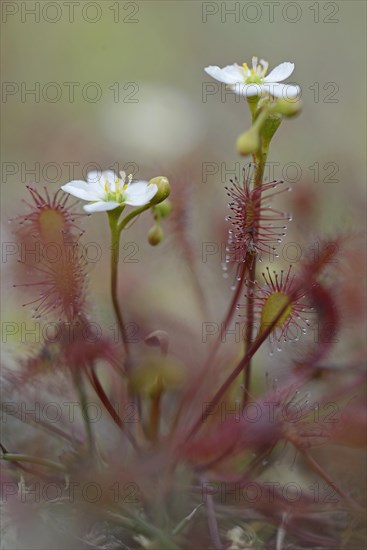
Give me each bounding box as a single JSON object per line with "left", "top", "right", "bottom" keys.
{"left": 236, "top": 128, "right": 260, "bottom": 156}
{"left": 147, "top": 224, "right": 164, "bottom": 246}
{"left": 149, "top": 176, "right": 171, "bottom": 204}
{"left": 275, "top": 98, "right": 302, "bottom": 117}
{"left": 129, "top": 359, "right": 185, "bottom": 398}
{"left": 153, "top": 199, "right": 172, "bottom": 219}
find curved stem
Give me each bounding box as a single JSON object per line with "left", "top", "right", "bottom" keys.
{"left": 109, "top": 210, "right": 130, "bottom": 361}
{"left": 182, "top": 293, "right": 294, "bottom": 445}
{"left": 118, "top": 203, "right": 152, "bottom": 232}
{"left": 88, "top": 365, "right": 123, "bottom": 428}
{"left": 168, "top": 255, "right": 249, "bottom": 440}
{"left": 295, "top": 445, "right": 363, "bottom": 512}
{"left": 108, "top": 204, "right": 153, "bottom": 364}
{"left": 87, "top": 364, "right": 139, "bottom": 452}
{"left": 205, "top": 259, "right": 248, "bottom": 370}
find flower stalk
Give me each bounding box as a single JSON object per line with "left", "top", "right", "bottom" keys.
{"left": 148, "top": 389, "right": 162, "bottom": 442}
{"left": 183, "top": 289, "right": 296, "bottom": 445}
{"left": 72, "top": 369, "right": 96, "bottom": 455}
{"left": 108, "top": 208, "right": 130, "bottom": 361}
{"left": 108, "top": 201, "right": 161, "bottom": 364}
{"left": 242, "top": 136, "right": 269, "bottom": 406}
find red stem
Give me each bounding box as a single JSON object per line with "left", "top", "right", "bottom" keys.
{"left": 87, "top": 365, "right": 139, "bottom": 451}
{"left": 168, "top": 260, "right": 248, "bottom": 439}
{"left": 182, "top": 294, "right": 295, "bottom": 445}
{"left": 295, "top": 445, "right": 363, "bottom": 512}
{"left": 243, "top": 255, "right": 256, "bottom": 406}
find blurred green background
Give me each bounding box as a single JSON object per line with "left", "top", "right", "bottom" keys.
{"left": 1, "top": 0, "right": 366, "bottom": 355}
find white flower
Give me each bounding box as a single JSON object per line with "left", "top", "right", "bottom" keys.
{"left": 205, "top": 56, "right": 300, "bottom": 98}
{"left": 61, "top": 170, "right": 158, "bottom": 213}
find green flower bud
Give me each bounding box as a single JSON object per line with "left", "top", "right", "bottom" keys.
{"left": 129, "top": 359, "right": 185, "bottom": 398}
{"left": 153, "top": 199, "right": 172, "bottom": 219}
{"left": 236, "top": 128, "right": 260, "bottom": 156}
{"left": 275, "top": 98, "right": 302, "bottom": 117}
{"left": 149, "top": 176, "right": 171, "bottom": 204}
{"left": 147, "top": 224, "right": 164, "bottom": 246}
{"left": 261, "top": 113, "right": 282, "bottom": 144}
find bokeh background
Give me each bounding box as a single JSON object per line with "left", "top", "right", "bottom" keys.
{"left": 1, "top": 3, "right": 366, "bottom": 548}
{"left": 1, "top": 0, "right": 366, "bottom": 361}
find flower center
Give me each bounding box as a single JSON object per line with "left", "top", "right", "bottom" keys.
{"left": 261, "top": 291, "right": 292, "bottom": 329}
{"left": 103, "top": 174, "right": 132, "bottom": 203}
{"left": 242, "top": 57, "right": 268, "bottom": 85}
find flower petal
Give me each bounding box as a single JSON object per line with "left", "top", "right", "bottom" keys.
{"left": 83, "top": 201, "right": 120, "bottom": 213}
{"left": 230, "top": 83, "right": 264, "bottom": 97}
{"left": 204, "top": 64, "right": 244, "bottom": 85}
{"left": 61, "top": 181, "right": 102, "bottom": 201}
{"left": 124, "top": 183, "right": 158, "bottom": 206}
{"left": 127, "top": 180, "right": 150, "bottom": 193}
{"left": 86, "top": 171, "right": 102, "bottom": 184}
{"left": 264, "top": 62, "right": 294, "bottom": 83}
{"left": 101, "top": 171, "right": 119, "bottom": 190}
{"left": 84, "top": 172, "right": 106, "bottom": 194}
{"left": 266, "top": 83, "right": 301, "bottom": 99}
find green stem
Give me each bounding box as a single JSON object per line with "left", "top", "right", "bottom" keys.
{"left": 243, "top": 144, "right": 268, "bottom": 406}
{"left": 73, "top": 370, "right": 95, "bottom": 455}
{"left": 109, "top": 210, "right": 130, "bottom": 361}
{"left": 108, "top": 204, "right": 153, "bottom": 363}
{"left": 118, "top": 203, "right": 152, "bottom": 232}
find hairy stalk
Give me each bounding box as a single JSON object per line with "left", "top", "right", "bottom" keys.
{"left": 243, "top": 145, "right": 268, "bottom": 406}
{"left": 169, "top": 151, "right": 272, "bottom": 437}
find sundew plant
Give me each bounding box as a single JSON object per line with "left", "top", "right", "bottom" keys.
{"left": 1, "top": 57, "right": 366, "bottom": 550}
